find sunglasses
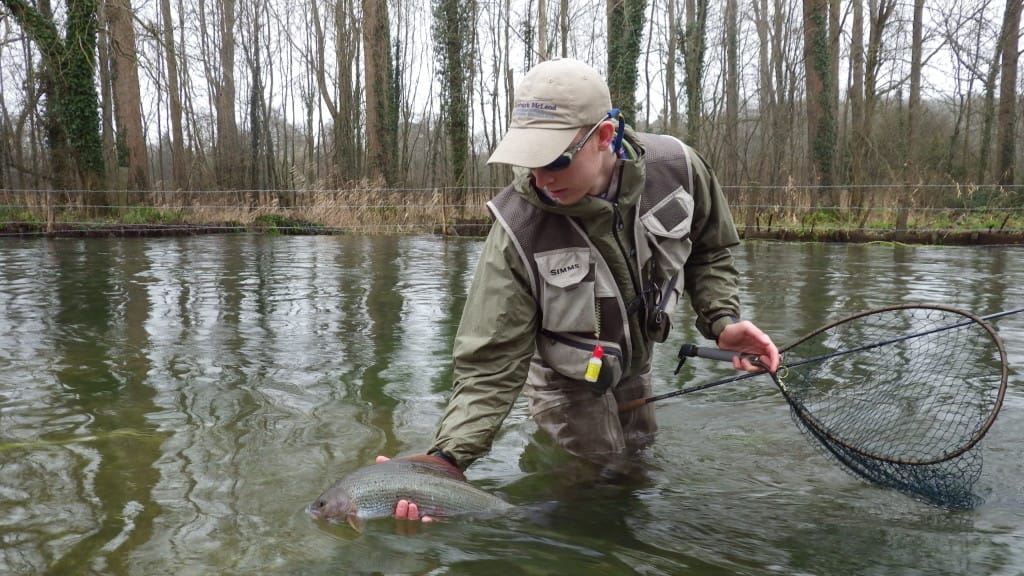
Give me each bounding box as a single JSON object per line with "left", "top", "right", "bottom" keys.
{"left": 540, "top": 117, "right": 607, "bottom": 172}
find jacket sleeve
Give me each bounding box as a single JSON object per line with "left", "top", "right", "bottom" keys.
{"left": 682, "top": 147, "right": 742, "bottom": 340}
{"left": 429, "top": 223, "right": 538, "bottom": 469}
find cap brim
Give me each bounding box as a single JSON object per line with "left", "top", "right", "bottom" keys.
{"left": 486, "top": 127, "right": 578, "bottom": 168}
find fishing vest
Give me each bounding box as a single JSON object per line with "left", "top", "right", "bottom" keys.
{"left": 487, "top": 132, "right": 696, "bottom": 390}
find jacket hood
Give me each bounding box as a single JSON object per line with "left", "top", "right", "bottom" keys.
{"left": 510, "top": 124, "right": 647, "bottom": 217}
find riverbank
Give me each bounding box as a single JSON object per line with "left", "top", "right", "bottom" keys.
{"left": 741, "top": 227, "right": 1024, "bottom": 245}
{"left": 2, "top": 186, "right": 1022, "bottom": 244}
{"left": 3, "top": 219, "right": 1023, "bottom": 245}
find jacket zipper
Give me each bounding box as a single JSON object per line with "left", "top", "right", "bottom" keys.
{"left": 611, "top": 201, "right": 645, "bottom": 316}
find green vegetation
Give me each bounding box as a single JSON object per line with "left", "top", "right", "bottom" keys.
{"left": 122, "top": 207, "right": 185, "bottom": 224}
{"left": 251, "top": 213, "right": 324, "bottom": 234}
{"left": 0, "top": 187, "right": 1020, "bottom": 243}
{"left": 0, "top": 207, "right": 41, "bottom": 224}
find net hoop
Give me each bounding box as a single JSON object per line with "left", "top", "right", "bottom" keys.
{"left": 774, "top": 303, "right": 1008, "bottom": 466}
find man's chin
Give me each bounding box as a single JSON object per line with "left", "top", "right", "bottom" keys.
{"left": 549, "top": 191, "right": 581, "bottom": 205}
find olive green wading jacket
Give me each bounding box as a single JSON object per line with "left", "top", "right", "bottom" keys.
{"left": 430, "top": 127, "right": 741, "bottom": 470}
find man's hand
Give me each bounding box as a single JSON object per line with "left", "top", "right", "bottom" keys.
{"left": 374, "top": 456, "right": 435, "bottom": 522}
{"left": 717, "top": 320, "right": 781, "bottom": 373}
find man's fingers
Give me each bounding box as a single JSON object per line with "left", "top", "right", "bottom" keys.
{"left": 394, "top": 499, "right": 434, "bottom": 524}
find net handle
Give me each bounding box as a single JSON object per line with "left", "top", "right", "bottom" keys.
{"left": 619, "top": 304, "right": 1021, "bottom": 414}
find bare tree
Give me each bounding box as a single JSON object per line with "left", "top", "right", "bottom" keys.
{"left": 996, "top": 0, "right": 1021, "bottom": 185}
{"left": 558, "top": 0, "right": 568, "bottom": 57}
{"left": 607, "top": 0, "right": 646, "bottom": 121}
{"left": 846, "top": 0, "right": 863, "bottom": 180}
{"left": 802, "top": 0, "right": 837, "bottom": 199}
{"left": 159, "top": 0, "right": 187, "bottom": 188}
{"left": 104, "top": 0, "right": 151, "bottom": 191}
{"left": 432, "top": 0, "right": 476, "bottom": 196}
{"left": 2, "top": 0, "right": 106, "bottom": 191}
{"left": 1, "top": 0, "right": 1020, "bottom": 200}
{"left": 538, "top": 0, "right": 548, "bottom": 60}
{"left": 664, "top": 0, "right": 679, "bottom": 134}
{"left": 906, "top": 0, "right": 924, "bottom": 176}
{"left": 363, "top": 0, "right": 398, "bottom": 186}
{"left": 214, "top": 0, "right": 242, "bottom": 189}
{"left": 723, "top": 0, "right": 738, "bottom": 183}
{"left": 978, "top": 14, "right": 1002, "bottom": 183}
{"left": 680, "top": 0, "right": 708, "bottom": 146}
{"left": 239, "top": 0, "right": 279, "bottom": 192}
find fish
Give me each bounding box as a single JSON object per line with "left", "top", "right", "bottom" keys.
{"left": 308, "top": 455, "right": 513, "bottom": 531}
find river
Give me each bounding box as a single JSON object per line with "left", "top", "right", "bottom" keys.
{"left": 1, "top": 235, "right": 1022, "bottom": 575}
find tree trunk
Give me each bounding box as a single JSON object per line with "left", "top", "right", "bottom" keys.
{"left": 215, "top": 0, "right": 242, "bottom": 190}
{"left": 906, "top": 0, "right": 924, "bottom": 178}
{"left": 607, "top": 0, "right": 646, "bottom": 122}
{"left": 433, "top": 0, "right": 475, "bottom": 201}
{"left": 336, "top": 0, "right": 362, "bottom": 183}
{"left": 363, "top": 0, "right": 398, "bottom": 186}
{"left": 105, "top": 0, "right": 151, "bottom": 191}
{"left": 665, "top": 0, "right": 679, "bottom": 134}
{"left": 862, "top": 0, "right": 895, "bottom": 152}
{"left": 802, "top": 0, "right": 836, "bottom": 200}
{"left": 978, "top": 39, "right": 1001, "bottom": 183}
{"left": 681, "top": 0, "right": 707, "bottom": 146}
{"left": 3, "top": 0, "right": 106, "bottom": 191}
{"left": 97, "top": 3, "right": 119, "bottom": 192}
{"left": 996, "top": 0, "right": 1021, "bottom": 185}
{"left": 559, "top": 0, "right": 568, "bottom": 57}
{"left": 849, "top": 0, "right": 864, "bottom": 183}
{"left": 538, "top": 0, "right": 548, "bottom": 60}
{"left": 752, "top": 0, "right": 772, "bottom": 185}
{"left": 160, "top": 0, "right": 187, "bottom": 189}
{"left": 723, "top": 0, "right": 738, "bottom": 183}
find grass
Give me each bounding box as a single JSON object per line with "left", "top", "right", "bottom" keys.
{"left": 1, "top": 187, "right": 1021, "bottom": 241}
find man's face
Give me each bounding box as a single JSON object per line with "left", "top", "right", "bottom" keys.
{"left": 529, "top": 124, "right": 608, "bottom": 206}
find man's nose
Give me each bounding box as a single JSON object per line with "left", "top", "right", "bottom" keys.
{"left": 531, "top": 168, "right": 554, "bottom": 186}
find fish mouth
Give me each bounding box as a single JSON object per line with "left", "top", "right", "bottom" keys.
{"left": 307, "top": 497, "right": 332, "bottom": 520}
{"left": 307, "top": 498, "right": 353, "bottom": 527}
{"left": 306, "top": 502, "right": 363, "bottom": 532}
{"left": 306, "top": 502, "right": 323, "bottom": 519}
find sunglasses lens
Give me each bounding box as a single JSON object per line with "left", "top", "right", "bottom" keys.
{"left": 542, "top": 154, "right": 571, "bottom": 172}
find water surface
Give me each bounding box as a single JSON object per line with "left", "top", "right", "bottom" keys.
{"left": 1, "top": 236, "right": 1021, "bottom": 575}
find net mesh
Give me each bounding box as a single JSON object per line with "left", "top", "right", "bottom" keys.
{"left": 773, "top": 305, "right": 1007, "bottom": 509}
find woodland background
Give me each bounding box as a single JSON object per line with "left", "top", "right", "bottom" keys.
{"left": 0, "top": 0, "right": 1022, "bottom": 236}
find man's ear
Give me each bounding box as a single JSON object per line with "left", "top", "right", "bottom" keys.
{"left": 597, "top": 121, "right": 618, "bottom": 150}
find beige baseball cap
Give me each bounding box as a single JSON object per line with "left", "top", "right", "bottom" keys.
{"left": 487, "top": 58, "right": 612, "bottom": 168}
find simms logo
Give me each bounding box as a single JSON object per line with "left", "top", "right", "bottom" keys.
{"left": 549, "top": 263, "right": 582, "bottom": 276}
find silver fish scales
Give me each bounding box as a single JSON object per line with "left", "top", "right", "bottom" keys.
{"left": 309, "top": 455, "right": 512, "bottom": 531}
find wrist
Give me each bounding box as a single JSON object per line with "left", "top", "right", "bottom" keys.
{"left": 428, "top": 450, "right": 459, "bottom": 469}
{"left": 710, "top": 313, "right": 740, "bottom": 342}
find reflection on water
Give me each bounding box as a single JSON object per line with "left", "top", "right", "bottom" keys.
{"left": 0, "top": 237, "right": 1022, "bottom": 575}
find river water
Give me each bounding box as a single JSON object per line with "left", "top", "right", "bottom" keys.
{"left": 1, "top": 235, "right": 1022, "bottom": 575}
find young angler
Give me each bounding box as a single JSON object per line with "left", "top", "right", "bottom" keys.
{"left": 390, "top": 58, "right": 779, "bottom": 521}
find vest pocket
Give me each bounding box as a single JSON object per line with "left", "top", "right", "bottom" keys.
{"left": 640, "top": 187, "right": 694, "bottom": 239}
{"left": 529, "top": 340, "right": 625, "bottom": 406}
{"left": 535, "top": 248, "right": 597, "bottom": 334}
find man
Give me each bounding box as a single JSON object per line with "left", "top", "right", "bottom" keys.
{"left": 389, "top": 58, "right": 779, "bottom": 521}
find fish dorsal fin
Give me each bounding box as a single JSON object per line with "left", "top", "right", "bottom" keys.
{"left": 395, "top": 454, "right": 467, "bottom": 482}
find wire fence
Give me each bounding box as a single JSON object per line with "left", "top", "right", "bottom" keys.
{"left": 1, "top": 185, "right": 1022, "bottom": 243}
